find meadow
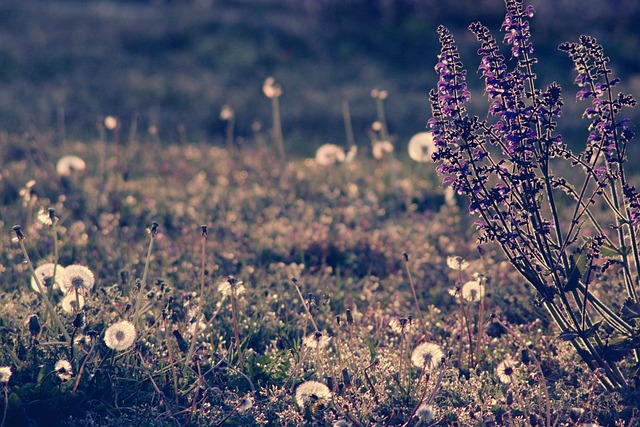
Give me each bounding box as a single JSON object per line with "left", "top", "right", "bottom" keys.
{"left": 2, "top": 1, "right": 640, "bottom": 427}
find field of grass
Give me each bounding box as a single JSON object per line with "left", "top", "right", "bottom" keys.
{"left": 0, "top": 130, "right": 638, "bottom": 426}
{"left": 2, "top": 1, "right": 640, "bottom": 426}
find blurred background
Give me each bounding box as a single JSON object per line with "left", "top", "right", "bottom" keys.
{"left": 1, "top": 0, "right": 639, "bottom": 157}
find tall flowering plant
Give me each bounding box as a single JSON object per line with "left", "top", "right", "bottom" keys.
{"left": 429, "top": 0, "right": 640, "bottom": 390}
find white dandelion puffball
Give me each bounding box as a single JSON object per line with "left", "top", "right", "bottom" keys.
{"left": 295, "top": 380, "right": 331, "bottom": 408}
{"left": 411, "top": 342, "right": 445, "bottom": 371}
{"left": 302, "top": 331, "right": 331, "bottom": 349}
{"left": 104, "top": 320, "right": 136, "bottom": 351}
{"left": 218, "top": 278, "right": 246, "bottom": 297}
{"left": 31, "top": 263, "right": 66, "bottom": 293}
{"left": 372, "top": 140, "right": 394, "bottom": 159}
{"left": 263, "top": 77, "right": 282, "bottom": 98}
{"left": 408, "top": 132, "right": 435, "bottom": 162}
{"left": 315, "top": 144, "right": 346, "bottom": 166}
{"left": 446, "top": 255, "right": 469, "bottom": 271}
{"left": 56, "top": 155, "right": 86, "bottom": 176}
{"left": 61, "top": 264, "right": 95, "bottom": 294}
{"left": 461, "top": 278, "right": 485, "bottom": 302}
{"left": 416, "top": 404, "right": 435, "bottom": 423}
{"left": 0, "top": 366, "right": 11, "bottom": 383}
{"left": 61, "top": 293, "right": 85, "bottom": 314}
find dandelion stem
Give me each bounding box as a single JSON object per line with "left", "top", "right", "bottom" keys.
{"left": 230, "top": 291, "right": 244, "bottom": 366}
{"left": 402, "top": 252, "right": 427, "bottom": 336}
{"left": 133, "top": 221, "right": 158, "bottom": 327}
{"left": 291, "top": 277, "right": 319, "bottom": 332}
{"left": 16, "top": 232, "right": 71, "bottom": 343}
{"left": 187, "top": 226, "right": 208, "bottom": 365}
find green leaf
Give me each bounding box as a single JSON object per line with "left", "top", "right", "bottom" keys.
{"left": 600, "top": 243, "right": 631, "bottom": 258}
{"left": 558, "top": 329, "right": 579, "bottom": 341}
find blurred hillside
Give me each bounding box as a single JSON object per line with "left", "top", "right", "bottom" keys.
{"left": 1, "top": 0, "right": 639, "bottom": 156}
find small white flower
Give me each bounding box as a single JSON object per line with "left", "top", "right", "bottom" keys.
{"left": 61, "top": 265, "right": 94, "bottom": 294}
{"left": 411, "top": 342, "right": 444, "bottom": 371}
{"left": 0, "top": 366, "right": 11, "bottom": 383}
{"left": 407, "top": 132, "right": 435, "bottom": 163}
{"left": 56, "top": 155, "right": 86, "bottom": 176}
{"left": 295, "top": 380, "right": 331, "bottom": 408}
{"left": 104, "top": 320, "right": 136, "bottom": 351}
{"left": 55, "top": 359, "right": 73, "bottom": 381}
{"left": 31, "top": 263, "right": 67, "bottom": 294}
{"left": 496, "top": 357, "right": 517, "bottom": 384}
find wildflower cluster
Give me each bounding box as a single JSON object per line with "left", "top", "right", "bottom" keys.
{"left": 429, "top": 0, "right": 640, "bottom": 389}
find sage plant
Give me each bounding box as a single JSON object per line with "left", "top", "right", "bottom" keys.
{"left": 429, "top": 0, "right": 640, "bottom": 389}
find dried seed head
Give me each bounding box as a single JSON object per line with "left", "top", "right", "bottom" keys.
{"left": 12, "top": 225, "right": 24, "bottom": 241}
{"left": 150, "top": 221, "right": 159, "bottom": 236}
{"left": 346, "top": 309, "right": 353, "bottom": 325}
{"left": 402, "top": 251, "right": 409, "bottom": 261}
{"left": 29, "top": 315, "right": 41, "bottom": 336}
{"left": 201, "top": 225, "right": 207, "bottom": 237}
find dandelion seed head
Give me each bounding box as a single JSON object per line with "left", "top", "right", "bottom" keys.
{"left": 61, "top": 264, "right": 94, "bottom": 294}
{"left": 372, "top": 140, "right": 394, "bottom": 159}
{"left": 104, "top": 115, "right": 118, "bottom": 130}
{"left": 0, "top": 366, "right": 12, "bottom": 383}
{"left": 263, "top": 77, "right": 282, "bottom": 98}
{"left": 302, "top": 331, "right": 331, "bottom": 349}
{"left": 104, "top": 320, "right": 136, "bottom": 351}
{"left": 447, "top": 255, "right": 469, "bottom": 270}
{"left": 295, "top": 380, "right": 331, "bottom": 408}
{"left": 460, "top": 278, "right": 485, "bottom": 302}
{"left": 315, "top": 144, "right": 346, "bottom": 166}
{"left": 220, "top": 104, "right": 234, "bottom": 120}
{"left": 37, "top": 208, "right": 57, "bottom": 226}
{"left": 61, "top": 293, "right": 85, "bottom": 313}
{"left": 408, "top": 132, "right": 436, "bottom": 163}
{"left": 416, "top": 404, "right": 435, "bottom": 422}
{"left": 218, "top": 278, "right": 245, "bottom": 297}
{"left": 31, "top": 263, "right": 66, "bottom": 293}
{"left": 411, "top": 342, "right": 444, "bottom": 371}
{"left": 56, "top": 155, "right": 86, "bottom": 176}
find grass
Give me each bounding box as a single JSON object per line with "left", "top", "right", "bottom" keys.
{"left": 0, "top": 130, "right": 638, "bottom": 426}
